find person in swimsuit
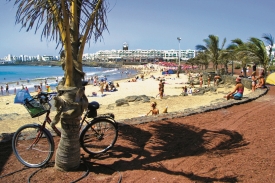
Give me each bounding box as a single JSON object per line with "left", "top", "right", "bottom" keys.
{"left": 207, "top": 75, "right": 211, "bottom": 87}
{"left": 199, "top": 74, "right": 203, "bottom": 87}
{"left": 214, "top": 75, "right": 221, "bottom": 86}
{"left": 37, "top": 85, "right": 42, "bottom": 94}
{"left": 255, "top": 75, "right": 266, "bottom": 89}
{"left": 146, "top": 102, "right": 159, "bottom": 116}
{"left": 158, "top": 79, "right": 164, "bottom": 99}
{"left": 251, "top": 71, "right": 257, "bottom": 92}
{"left": 224, "top": 77, "right": 244, "bottom": 100}
{"left": 6, "top": 84, "right": 9, "bottom": 95}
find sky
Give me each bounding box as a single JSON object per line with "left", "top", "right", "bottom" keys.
{"left": 1, "top": 0, "right": 275, "bottom": 58}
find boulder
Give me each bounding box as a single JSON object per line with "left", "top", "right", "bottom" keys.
{"left": 140, "top": 95, "right": 151, "bottom": 103}
{"left": 115, "top": 99, "right": 129, "bottom": 106}
{"left": 125, "top": 96, "right": 138, "bottom": 102}
{"left": 107, "top": 103, "right": 115, "bottom": 110}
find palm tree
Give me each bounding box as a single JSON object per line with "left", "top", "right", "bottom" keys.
{"left": 8, "top": 0, "right": 108, "bottom": 171}
{"left": 262, "top": 33, "right": 274, "bottom": 68}
{"left": 245, "top": 37, "right": 270, "bottom": 77}
{"left": 192, "top": 52, "right": 209, "bottom": 70}
{"left": 196, "top": 35, "right": 226, "bottom": 71}
{"left": 219, "top": 49, "right": 232, "bottom": 75}
{"left": 227, "top": 38, "right": 250, "bottom": 77}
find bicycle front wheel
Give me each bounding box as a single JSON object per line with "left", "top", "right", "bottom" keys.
{"left": 12, "top": 124, "right": 54, "bottom": 168}
{"left": 80, "top": 118, "right": 118, "bottom": 154}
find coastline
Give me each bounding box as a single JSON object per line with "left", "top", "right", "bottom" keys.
{"left": 0, "top": 65, "right": 138, "bottom": 95}
{"left": 0, "top": 66, "right": 254, "bottom": 135}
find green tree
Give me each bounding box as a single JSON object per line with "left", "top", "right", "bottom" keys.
{"left": 192, "top": 52, "right": 209, "bottom": 70}
{"left": 196, "top": 35, "right": 226, "bottom": 71}
{"left": 219, "top": 49, "right": 232, "bottom": 75}
{"left": 242, "top": 37, "right": 270, "bottom": 77}
{"left": 227, "top": 38, "right": 250, "bottom": 77}
{"left": 262, "top": 33, "right": 274, "bottom": 68}
{"left": 8, "top": 0, "right": 108, "bottom": 171}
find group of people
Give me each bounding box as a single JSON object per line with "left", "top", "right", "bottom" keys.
{"left": 0, "top": 84, "right": 9, "bottom": 95}
{"left": 251, "top": 71, "right": 266, "bottom": 92}
{"left": 97, "top": 80, "right": 118, "bottom": 96}
{"left": 1, "top": 83, "right": 28, "bottom": 95}
{"left": 188, "top": 72, "right": 221, "bottom": 88}
{"left": 225, "top": 68, "right": 266, "bottom": 100}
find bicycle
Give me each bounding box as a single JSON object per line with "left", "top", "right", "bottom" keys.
{"left": 12, "top": 92, "right": 118, "bottom": 168}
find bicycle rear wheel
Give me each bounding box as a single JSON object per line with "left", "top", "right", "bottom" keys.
{"left": 80, "top": 118, "right": 118, "bottom": 154}
{"left": 12, "top": 124, "right": 54, "bottom": 168}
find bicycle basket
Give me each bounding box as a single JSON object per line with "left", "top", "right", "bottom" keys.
{"left": 23, "top": 97, "right": 48, "bottom": 118}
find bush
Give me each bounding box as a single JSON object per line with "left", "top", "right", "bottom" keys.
{"left": 234, "top": 64, "right": 241, "bottom": 69}
{"left": 268, "top": 65, "right": 275, "bottom": 71}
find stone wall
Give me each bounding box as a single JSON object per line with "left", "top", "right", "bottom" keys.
{"left": 222, "top": 75, "right": 252, "bottom": 90}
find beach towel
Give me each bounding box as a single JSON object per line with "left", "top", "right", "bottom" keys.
{"left": 87, "top": 94, "right": 106, "bottom": 97}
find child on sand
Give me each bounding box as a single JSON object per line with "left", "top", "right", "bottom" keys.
{"left": 146, "top": 102, "right": 159, "bottom": 116}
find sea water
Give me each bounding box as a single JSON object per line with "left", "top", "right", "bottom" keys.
{"left": 0, "top": 65, "right": 137, "bottom": 95}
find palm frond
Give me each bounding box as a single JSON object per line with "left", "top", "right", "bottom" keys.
{"left": 262, "top": 33, "right": 274, "bottom": 46}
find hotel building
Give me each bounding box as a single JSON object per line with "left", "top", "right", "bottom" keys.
{"left": 83, "top": 49, "right": 198, "bottom": 62}
{"left": 83, "top": 42, "right": 198, "bottom": 62}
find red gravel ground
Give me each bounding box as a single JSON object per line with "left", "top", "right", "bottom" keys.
{"left": 1, "top": 86, "right": 275, "bottom": 183}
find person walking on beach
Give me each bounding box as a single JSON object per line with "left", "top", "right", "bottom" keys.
{"left": 37, "top": 85, "right": 42, "bottom": 94}
{"left": 199, "top": 74, "right": 203, "bottom": 87}
{"left": 0, "top": 86, "right": 3, "bottom": 95}
{"left": 6, "top": 84, "right": 9, "bottom": 95}
{"left": 99, "top": 79, "right": 104, "bottom": 96}
{"left": 158, "top": 79, "right": 164, "bottom": 99}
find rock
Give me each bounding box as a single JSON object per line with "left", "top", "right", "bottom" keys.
{"left": 142, "top": 98, "right": 150, "bottom": 103}
{"left": 125, "top": 96, "right": 138, "bottom": 102}
{"left": 115, "top": 99, "right": 129, "bottom": 106}
{"left": 134, "top": 96, "right": 143, "bottom": 102}
{"left": 192, "top": 90, "right": 205, "bottom": 96}
{"left": 107, "top": 104, "right": 115, "bottom": 110}
{"left": 208, "top": 86, "right": 217, "bottom": 92}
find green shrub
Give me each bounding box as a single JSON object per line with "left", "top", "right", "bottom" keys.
{"left": 234, "top": 64, "right": 241, "bottom": 69}
{"left": 268, "top": 65, "right": 275, "bottom": 71}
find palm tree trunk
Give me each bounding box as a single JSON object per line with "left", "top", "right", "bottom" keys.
{"left": 55, "top": 118, "right": 80, "bottom": 171}
{"left": 54, "top": 86, "right": 87, "bottom": 171}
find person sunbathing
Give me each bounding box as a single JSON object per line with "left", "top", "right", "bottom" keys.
{"left": 224, "top": 77, "right": 244, "bottom": 100}
{"left": 255, "top": 75, "right": 266, "bottom": 89}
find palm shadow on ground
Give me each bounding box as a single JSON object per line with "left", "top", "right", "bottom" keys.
{"left": 85, "top": 120, "right": 249, "bottom": 182}
{"left": 0, "top": 141, "right": 13, "bottom": 172}
{"left": 0, "top": 118, "right": 249, "bottom": 182}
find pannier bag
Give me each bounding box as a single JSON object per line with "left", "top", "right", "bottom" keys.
{"left": 87, "top": 101, "right": 100, "bottom": 118}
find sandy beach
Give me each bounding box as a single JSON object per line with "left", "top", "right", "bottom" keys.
{"left": 0, "top": 67, "right": 252, "bottom": 134}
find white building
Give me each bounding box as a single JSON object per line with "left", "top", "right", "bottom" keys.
{"left": 83, "top": 49, "right": 198, "bottom": 62}
{"left": 41, "top": 55, "right": 54, "bottom": 61}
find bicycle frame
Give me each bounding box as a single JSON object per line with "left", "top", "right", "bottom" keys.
{"left": 12, "top": 91, "right": 119, "bottom": 168}
{"left": 28, "top": 92, "right": 117, "bottom": 148}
